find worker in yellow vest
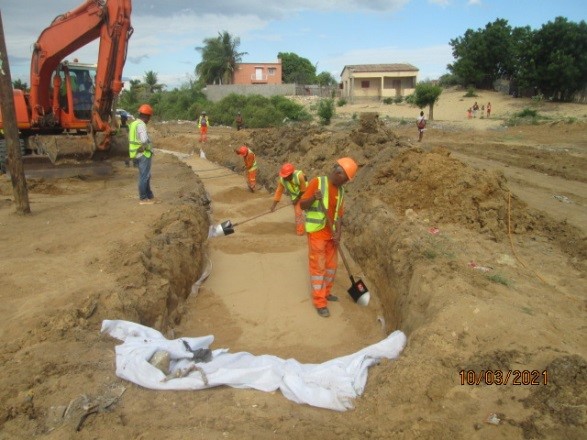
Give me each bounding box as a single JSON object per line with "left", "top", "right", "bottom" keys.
{"left": 129, "top": 104, "right": 157, "bottom": 205}
{"left": 235, "top": 145, "right": 258, "bottom": 192}
{"left": 198, "top": 111, "right": 209, "bottom": 142}
{"left": 270, "top": 163, "right": 307, "bottom": 236}
{"left": 300, "top": 157, "right": 358, "bottom": 318}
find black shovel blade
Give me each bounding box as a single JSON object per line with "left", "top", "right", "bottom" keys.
{"left": 220, "top": 220, "right": 234, "bottom": 235}
{"left": 347, "top": 277, "right": 370, "bottom": 305}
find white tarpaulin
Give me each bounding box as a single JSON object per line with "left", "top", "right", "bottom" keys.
{"left": 101, "top": 320, "right": 406, "bottom": 411}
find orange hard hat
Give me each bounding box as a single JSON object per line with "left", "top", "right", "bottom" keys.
{"left": 279, "top": 163, "right": 294, "bottom": 178}
{"left": 138, "top": 104, "right": 153, "bottom": 116}
{"left": 336, "top": 157, "right": 358, "bottom": 181}
{"left": 237, "top": 145, "right": 248, "bottom": 156}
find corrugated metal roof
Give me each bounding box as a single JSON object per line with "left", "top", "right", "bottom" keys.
{"left": 341, "top": 63, "right": 419, "bottom": 76}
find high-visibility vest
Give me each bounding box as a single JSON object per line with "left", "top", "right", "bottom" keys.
{"left": 305, "top": 176, "right": 344, "bottom": 233}
{"left": 198, "top": 115, "right": 209, "bottom": 128}
{"left": 128, "top": 120, "right": 152, "bottom": 159}
{"left": 280, "top": 170, "right": 304, "bottom": 201}
{"left": 246, "top": 149, "right": 258, "bottom": 171}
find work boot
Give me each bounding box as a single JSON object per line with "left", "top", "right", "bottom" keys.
{"left": 316, "top": 307, "right": 330, "bottom": 318}
{"left": 326, "top": 294, "right": 338, "bottom": 302}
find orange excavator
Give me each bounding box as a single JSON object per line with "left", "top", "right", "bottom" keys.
{"left": 0, "top": 0, "right": 133, "bottom": 166}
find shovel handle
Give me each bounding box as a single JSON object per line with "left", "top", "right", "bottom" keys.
{"left": 232, "top": 203, "right": 289, "bottom": 227}
{"left": 317, "top": 199, "right": 354, "bottom": 278}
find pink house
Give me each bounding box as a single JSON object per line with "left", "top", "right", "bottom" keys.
{"left": 232, "top": 59, "right": 282, "bottom": 85}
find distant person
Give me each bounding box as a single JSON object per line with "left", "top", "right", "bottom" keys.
{"left": 300, "top": 157, "right": 358, "bottom": 318}
{"left": 270, "top": 163, "right": 308, "bottom": 236}
{"left": 129, "top": 104, "right": 157, "bottom": 204}
{"left": 235, "top": 145, "right": 258, "bottom": 192}
{"left": 198, "top": 111, "right": 209, "bottom": 142}
{"left": 486, "top": 102, "right": 492, "bottom": 118}
{"left": 417, "top": 111, "right": 426, "bottom": 142}
{"left": 467, "top": 108, "right": 473, "bottom": 119}
{"left": 235, "top": 112, "right": 244, "bottom": 131}
{"left": 472, "top": 101, "right": 479, "bottom": 118}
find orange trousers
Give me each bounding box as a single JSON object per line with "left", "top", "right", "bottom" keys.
{"left": 199, "top": 126, "right": 208, "bottom": 142}
{"left": 246, "top": 169, "right": 257, "bottom": 191}
{"left": 307, "top": 233, "right": 338, "bottom": 309}
{"left": 293, "top": 201, "right": 305, "bottom": 236}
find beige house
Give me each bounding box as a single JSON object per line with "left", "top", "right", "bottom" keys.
{"left": 340, "top": 64, "right": 419, "bottom": 102}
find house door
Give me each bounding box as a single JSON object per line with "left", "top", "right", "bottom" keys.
{"left": 255, "top": 68, "right": 263, "bottom": 81}
{"left": 393, "top": 80, "right": 402, "bottom": 96}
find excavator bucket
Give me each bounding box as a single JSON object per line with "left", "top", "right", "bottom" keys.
{"left": 30, "top": 134, "right": 95, "bottom": 164}
{"left": 14, "top": 131, "right": 130, "bottom": 179}
{"left": 29, "top": 131, "right": 129, "bottom": 165}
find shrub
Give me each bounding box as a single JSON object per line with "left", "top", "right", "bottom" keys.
{"left": 515, "top": 108, "right": 538, "bottom": 118}
{"left": 393, "top": 95, "right": 404, "bottom": 104}
{"left": 317, "top": 98, "right": 335, "bottom": 125}
{"left": 337, "top": 98, "right": 347, "bottom": 107}
{"left": 464, "top": 87, "right": 478, "bottom": 97}
{"left": 382, "top": 97, "right": 393, "bottom": 105}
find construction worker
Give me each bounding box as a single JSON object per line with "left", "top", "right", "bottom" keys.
{"left": 129, "top": 104, "right": 156, "bottom": 205}
{"left": 300, "top": 157, "right": 358, "bottom": 318}
{"left": 198, "top": 111, "right": 209, "bottom": 142}
{"left": 270, "top": 163, "right": 307, "bottom": 236}
{"left": 235, "top": 145, "right": 258, "bottom": 192}
{"left": 235, "top": 112, "right": 244, "bottom": 131}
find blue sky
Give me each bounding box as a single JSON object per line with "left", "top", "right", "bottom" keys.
{"left": 1, "top": 0, "right": 585, "bottom": 90}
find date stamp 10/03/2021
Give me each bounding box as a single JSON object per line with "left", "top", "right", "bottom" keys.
{"left": 459, "top": 370, "right": 548, "bottom": 386}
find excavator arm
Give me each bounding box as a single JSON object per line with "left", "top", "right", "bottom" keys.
{"left": 30, "top": 0, "right": 132, "bottom": 149}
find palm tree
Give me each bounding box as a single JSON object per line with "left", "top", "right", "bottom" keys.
{"left": 143, "top": 71, "right": 165, "bottom": 93}
{"left": 195, "top": 31, "right": 248, "bottom": 85}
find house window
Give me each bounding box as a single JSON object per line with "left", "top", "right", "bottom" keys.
{"left": 361, "top": 81, "right": 370, "bottom": 88}
{"left": 268, "top": 68, "right": 276, "bottom": 76}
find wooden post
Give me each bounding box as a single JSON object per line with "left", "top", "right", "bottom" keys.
{"left": 0, "top": 11, "right": 30, "bottom": 214}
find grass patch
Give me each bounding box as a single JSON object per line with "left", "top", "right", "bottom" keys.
{"left": 504, "top": 108, "right": 550, "bottom": 126}
{"left": 486, "top": 273, "right": 511, "bottom": 286}
{"left": 419, "top": 234, "right": 456, "bottom": 261}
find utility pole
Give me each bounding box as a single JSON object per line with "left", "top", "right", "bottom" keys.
{"left": 0, "top": 11, "right": 30, "bottom": 214}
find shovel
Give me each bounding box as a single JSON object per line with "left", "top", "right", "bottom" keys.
{"left": 208, "top": 204, "right": 289, "bottom": 238}
{"left": 318, "top": 200, "right": 371, "bottom": 306}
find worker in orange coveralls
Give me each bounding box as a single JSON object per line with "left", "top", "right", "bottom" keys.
{"left": 235, "top": 145, "right": 258, "bottom": 192}
{"left": 270, "top": 163, "right": 307, "bottom": 236}
{"left": 300, "top": 157, "right": 358, "bottom": 318}
{"left": 197, "top": 111, "right": 209, "bottom": 142}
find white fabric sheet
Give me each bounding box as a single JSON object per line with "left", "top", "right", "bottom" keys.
{"left": 101, "top": 319, "right": 406, "bottom": 411}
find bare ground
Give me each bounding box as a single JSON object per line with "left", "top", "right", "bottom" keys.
{"left": 0, "top": 89, "right": 586, "bottom": 439}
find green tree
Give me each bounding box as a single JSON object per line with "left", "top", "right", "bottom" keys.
{"left": 143, "top": 71, "right": 165, "bottom": 93}
{"left": 119, "top": 79, "right": 144, "bottom": 112}
{"left": 316, "top": 71, "right": 337, "bottom": 86}
{"left": 448, "top": 19, "right": 517, "bottom": 89}
{"left": 519, "top": 17, "right": 587, "bottom": 101}
{"left": 278, "top": 52, "right": 316, "bottom": 84}
{"left": 12, "top": 79, "right": 28, "bottom": 91}
{"left": 413, "top": 83, "right": 442, "bottom": 120}
{"left": 196, "top": 31, "right": 247, "bottom": 85}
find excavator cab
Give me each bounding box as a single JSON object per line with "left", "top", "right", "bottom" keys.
{"left": 24, "top": 60, "right": 127, "bottom": 167}
{"left": 52, "top": 61, "right": 97, "bottom": 127}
